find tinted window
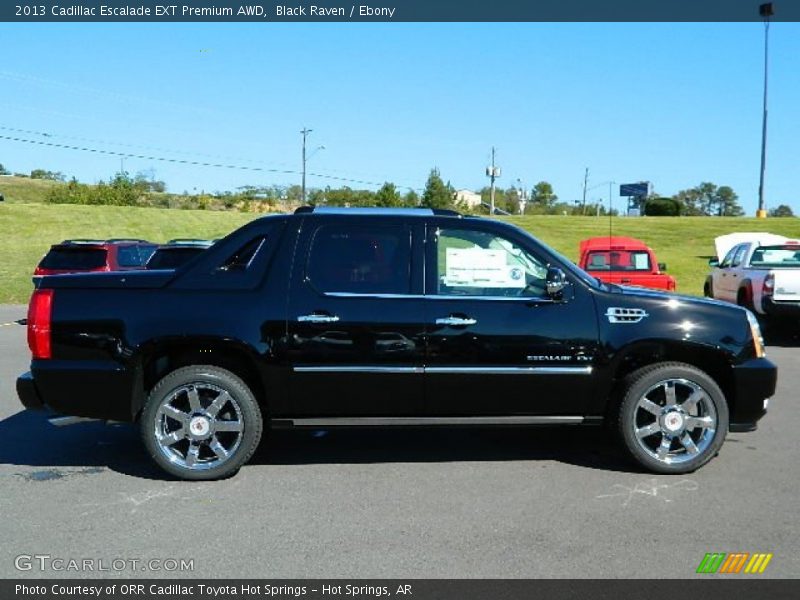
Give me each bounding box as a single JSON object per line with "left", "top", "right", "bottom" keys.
{"left": 147, "top": 247, "right": 206, "bottom": 269}
{"left": 750, "top": 245, "right": 800, "bottom": 267}
{"left": 307, "top": 224, "right": 410, "bottom": 294}
{"left": 40, "top": 247, "right": 106, "bottom": 270}
{"left": 219, "top": 236, "right": 266, "bottom": 271}
{"left": 731, "top": 245, "right": 748, "bottom": 268}
{"left": 585, "top": 250, "right": 651, "bottom": 271}
{"left": 435, "top": 228, "right": 548, "bottom": 298}
{"left": 117, "top": 244, "right": 157, "bottom": 267}
{"left": 720, "top": 245, "right": 740, "bottom": 268}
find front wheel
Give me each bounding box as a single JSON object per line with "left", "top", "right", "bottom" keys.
{"left": 618, "top": 362, "right": 728, "bottom": 474}
{"left": 141, "top": 365, "right": 263, "bottom": 480}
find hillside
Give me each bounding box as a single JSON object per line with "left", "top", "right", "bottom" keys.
{"left": 2, "top": 176, "right": 800, "bottom": 304}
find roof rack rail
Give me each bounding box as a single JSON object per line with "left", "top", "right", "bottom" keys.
{"left": 60, "top": 239, "right": 106, "bottom": 245}
{"left": 293, "top": 206, "right": 463, "bottom": 217}
{"left": 106, "top": 238, "right": 151, "bottom": 244}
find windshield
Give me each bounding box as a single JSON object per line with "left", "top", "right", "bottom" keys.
{"left": 749, "top": 245, "right": 800, "bottom": 268}
{"left": 147, "top": 247, "right": 206, "bottom": 269}
{"left": 40, "top": 247, "right": 106, "bottom": 270}
{"left": 585, "top": 250, "right": 652, "bottom": 272}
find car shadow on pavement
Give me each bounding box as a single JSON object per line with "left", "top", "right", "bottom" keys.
{"left": 0, "top": 409, "right": 643, "bottom": 479}
{"left": 0, "top": 409, "right": 164, "bottom": 480}
{"left": 254, "top": 426, "right": 640, "bottom": 473}
{"left": 762, "top": 326, "right": 800, "bottom": 348}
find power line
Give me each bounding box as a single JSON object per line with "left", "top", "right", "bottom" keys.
{"left": 0, "top": 134, "right": 423, "bottom": 191}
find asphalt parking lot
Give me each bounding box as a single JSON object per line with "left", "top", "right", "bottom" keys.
{"left": 0, "top": 304, "right": 798, "bottom": 579}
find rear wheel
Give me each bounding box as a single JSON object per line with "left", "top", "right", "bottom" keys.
{"left": 618, "top": 362, "right": 728, "bottom": 474}
{"left": 141, "top": 365, "right": 263, "bottom": 480}
{"left": 737, "top": 285, "right": 754, "bottom": 311}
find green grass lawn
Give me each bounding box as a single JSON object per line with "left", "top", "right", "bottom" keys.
{"left": 0, "top": 175, "right": 61, "bottom": 204}
{"left": 2, "top": 199, "right": 800, "bottom": 304}
{"left": 0, "top": 203, "right": 257, "bottom": 303}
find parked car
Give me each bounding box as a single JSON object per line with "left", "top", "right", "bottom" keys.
{"left": 578, "top": 236, "right": 676, "bottom": 291}
{"left": 18, "top": 207, "right": 775, "bottom": 479}
{"left": 34, "top": 239, "right": 157, "bottom": 275}
{"left": 705, "top": 234, "right": 800, "bottom": 321}
{"left": 146, "top": 240, "right": 214, "bottom": 270}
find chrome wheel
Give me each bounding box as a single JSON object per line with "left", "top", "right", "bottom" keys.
{"left": 153, "top": 383, "right": 245, "bottom": 472}
{"left": 632, "top": 378, "right": 717, "bottom": 465}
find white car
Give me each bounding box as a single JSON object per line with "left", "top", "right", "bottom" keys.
{"left": 705, "top": 234, "right": 800, "bottom": 320}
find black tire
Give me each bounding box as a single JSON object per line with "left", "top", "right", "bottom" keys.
{"left": 141, "top": 365, "right": 263, "bottom": 480}
{"left": 703, "top": 279, "right": 713, "bottom": 298}
{"left": 618, "top": 362, "right": 728, "bottom": 474}
{"left": 737, "top": 284, "right": 754, "bottom": 311}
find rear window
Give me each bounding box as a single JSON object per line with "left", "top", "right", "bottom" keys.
{"left": 749, "top": 245, "right": 800, "bottom": 268}
{"left": 585, "top": 250, "right": 651, "bottom": 271}
{"left": 40, "top": 247, "right": 107, "bottom": 270}
{"left": 148, "top": 247, "right": 206, "bottom": 270}
{"left": 117, "top": 244, "right": 158, "bottom": 267}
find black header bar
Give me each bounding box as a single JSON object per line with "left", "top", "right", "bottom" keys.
{"left": 4, "top": 0, "right": 800, "bottom": 23}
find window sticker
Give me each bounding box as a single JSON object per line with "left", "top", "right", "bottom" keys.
{"left": 443, "top": 247, "right": 526, "bottom": 288}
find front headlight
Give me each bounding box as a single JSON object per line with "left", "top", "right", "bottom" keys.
{"left": 746, "top": 310, "right": 766, "bottom": 358}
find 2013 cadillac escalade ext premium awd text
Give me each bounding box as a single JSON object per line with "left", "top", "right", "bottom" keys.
{"left": 17, "top": 207, "right": 777, "bottom": 479}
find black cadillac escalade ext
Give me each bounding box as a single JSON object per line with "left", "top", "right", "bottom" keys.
{"left": 17, "top": 207, "right": 777, "bottom": 479}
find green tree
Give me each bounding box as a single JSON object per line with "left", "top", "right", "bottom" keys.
{"left": 375, "top": 182, "right": 401, "bottom": 207}
{"left": 403, "top": 189, "right": 419, "bottom": 207}
{"left": 421, "top": 168, "right": 454, "bottom": 209}
{"left": 672, "top": 182, "right": 743, "bottom": 216}
{"left": 0, "top": 163, "right": 10, "bottom": 175}
{"left": 715, "top": 185, "right": 743, "bottom": 216}
{"left": 530, "top": 181, "right": 558, "bottom": 207}
{"left": 769, "top": 204, "right": 795, "bottom": 217}
{"left": 644, "top": 197, "right": 681, "bottom": 216}
{"left": 30, "top": 169, "right": 65, "bottom": 182}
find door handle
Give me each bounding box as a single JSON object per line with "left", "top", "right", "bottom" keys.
{"left": 435, "top": 316, "right": 477, "bottom": 327}
{"left": 298, "top": 313, "right": 340, "bottom": 323}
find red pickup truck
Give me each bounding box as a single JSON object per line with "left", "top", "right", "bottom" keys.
{"left": 578, "top": 236, "right": 676, "bottom": 291}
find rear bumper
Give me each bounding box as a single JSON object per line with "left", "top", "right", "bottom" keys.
{"left": 22, "top": 360, "right": 136, "bottom": 421}
{"left": 729, "top": 357, "right": 777, "bottom": 431}
{"left": 17, "top": 371, "right": 46, "bottom": 411}
{"left": 761, "top": 297, "right": 800, "bottom": 317}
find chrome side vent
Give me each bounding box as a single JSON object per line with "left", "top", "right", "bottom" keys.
{"left": 606, "top": 307, "right": 649, "bottom": 324}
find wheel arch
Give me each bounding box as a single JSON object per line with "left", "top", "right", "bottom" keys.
{"left": 132, "top": 337, "right": 267, "bottom": 420}
{"left": 605, "top": 340, "right": 735, "bottom": 421}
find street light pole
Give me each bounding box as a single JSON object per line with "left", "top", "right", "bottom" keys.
{"left": 757, "top": 3, "right": 773, "bottom": 218}
{"left": 301, "top": 127, "right": 312, "bottom": 204}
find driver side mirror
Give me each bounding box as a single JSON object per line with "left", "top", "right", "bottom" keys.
{"left": 545, "top": 267, "right": 568, "bottom": 300}
{"left": 708, "top": 258, "right": 719, "bottom": 268}
{"left": 658, "top": 262, "right": 667, "bottom": 272}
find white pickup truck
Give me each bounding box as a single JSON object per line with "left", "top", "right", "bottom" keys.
{"left": 705, "top": 233, "right": 800, "bottom": 320}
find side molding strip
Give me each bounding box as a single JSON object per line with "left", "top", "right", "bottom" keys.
{"left": 293, "top": 366, "right": 593, "bottom": 375}
{"left": 276, "top": 416, "right": 586, "bottom": 427}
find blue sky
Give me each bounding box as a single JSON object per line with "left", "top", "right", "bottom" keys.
{"left": 1, "top": 22, "right": 799, "bottom": 213}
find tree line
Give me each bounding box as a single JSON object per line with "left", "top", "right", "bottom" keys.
{"left": 2, "top": 161, "right": 795, "bottom": 217}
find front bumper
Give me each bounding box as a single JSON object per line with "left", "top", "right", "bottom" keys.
{"left": 17, "top": 371, "right": 46, "bottom": 411}
{"left": 761, "top": 297, "right": 800, "bottom": 318}
{"left": 729, "top": 357, "right": 777, "bottom": 431}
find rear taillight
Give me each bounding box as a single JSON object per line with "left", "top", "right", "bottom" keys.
{"left": 762, "top": 273, "right": 775, "bottom": 297}
{"left": 27, "top": 289, "right": 54, "bottom": 359}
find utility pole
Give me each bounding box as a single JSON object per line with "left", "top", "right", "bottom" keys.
{"left": 581, "top": 167, "right": 589, "bottom": 215}
{"left": 486, "top": 147, "right": 501, "bottom": 215}
{"left": 757, "top": 3, "right": 773, "bottom": 218}
{"left": 301, "top": 127, "right": 312, "bottom": 204}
